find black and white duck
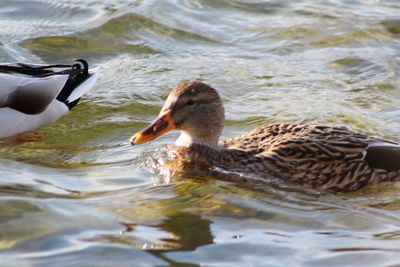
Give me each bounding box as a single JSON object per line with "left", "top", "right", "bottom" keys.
{"left": 0, "top": 59, "right": 98, "bottom": 138}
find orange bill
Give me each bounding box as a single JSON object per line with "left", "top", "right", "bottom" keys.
{"left": 130, "top": 110, "right": 176, "bottom": 145}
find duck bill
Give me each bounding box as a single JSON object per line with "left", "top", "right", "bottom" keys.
{"left": 130, "top": 110, "right": 176, "bottom": 145}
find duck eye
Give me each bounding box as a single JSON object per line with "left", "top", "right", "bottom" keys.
{"left": 185, "top": 99, "right": 195, "bottom": 106}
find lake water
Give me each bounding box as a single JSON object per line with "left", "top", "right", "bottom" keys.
{"left": 1, "top": 0, "right": 400, "bottom": 266}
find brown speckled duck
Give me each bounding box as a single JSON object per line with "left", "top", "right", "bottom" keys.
{"left": 130, "top": 82, "right": 400, "bottom": 192}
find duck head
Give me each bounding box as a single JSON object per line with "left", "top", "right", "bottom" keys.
{"left": 130, "top": 82, "right": 225, "bottom": 147}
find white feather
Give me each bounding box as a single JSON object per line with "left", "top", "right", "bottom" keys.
{"left": 0, "top": 100, "right": 69, "bottom": 138}
{"left": 67, "top": 68, "right": 99, "bottom": 103}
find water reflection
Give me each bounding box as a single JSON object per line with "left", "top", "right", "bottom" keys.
{"left": 132, "top": 212, "right": 213, "bottom": 266}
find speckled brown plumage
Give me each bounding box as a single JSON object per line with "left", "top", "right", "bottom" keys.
{"left": 223, "top": 123, "right": 400, "bottom": 191}
{"left": 167, "top": 123, "right": 400, "bottom": 192}
{"left": 131, "top": 82, "right": 400, "bottom": 192}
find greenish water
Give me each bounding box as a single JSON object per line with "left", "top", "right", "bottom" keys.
{"left": 1, "top": 0, "right": 400, "bottom": 266}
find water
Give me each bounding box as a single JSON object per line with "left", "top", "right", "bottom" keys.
{"left": 1, "top": 0, "right": 400, "bottom": 266}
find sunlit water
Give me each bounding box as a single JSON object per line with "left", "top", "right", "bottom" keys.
{"left": 1, "top": 0, "right": 400, "bottom": 266}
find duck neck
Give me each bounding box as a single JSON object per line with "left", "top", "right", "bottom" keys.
{"left": 175, "top": 131, "right": 219, "bottom": 147}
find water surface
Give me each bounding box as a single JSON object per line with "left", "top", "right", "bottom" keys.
{"left": 1, "top": 0, "right": 400, "bottom": 266}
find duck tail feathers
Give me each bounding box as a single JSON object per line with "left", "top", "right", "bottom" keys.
{"left": 56, "top": 60, "right": 98, "bottom": 109}
{"left": 64, "top": 69, "right": 98, "bottom": 107}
